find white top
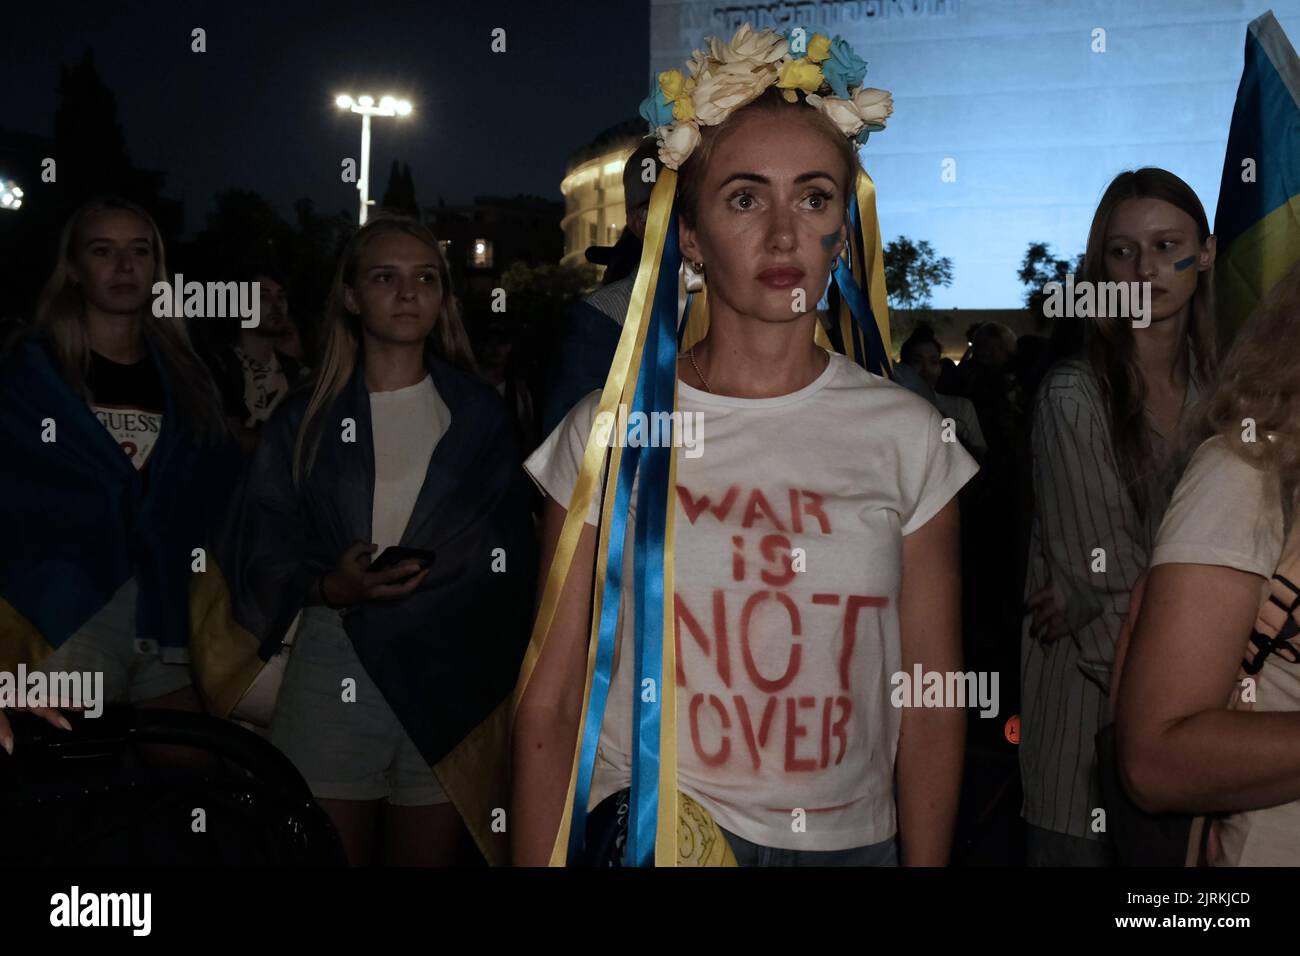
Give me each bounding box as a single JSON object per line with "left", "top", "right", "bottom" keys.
{"left": 1151, "top": 435, "right": 1300, "bottom": 867}
{"left": 525, "top": 352, "right": 978, "bottom": 851}
{"left": 369, "top": 375, "right": 450, "bottom": 555}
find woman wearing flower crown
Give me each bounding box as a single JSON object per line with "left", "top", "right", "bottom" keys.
{"left": 512, "top": 25, "right": 978, "bottom": 867}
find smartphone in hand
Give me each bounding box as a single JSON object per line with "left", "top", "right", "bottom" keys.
{"left": 368, "top": 546, "right": 436, "bottom": 576}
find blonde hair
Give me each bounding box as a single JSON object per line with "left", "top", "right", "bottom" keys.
{"left": 1196, "top": 256, "right": 1300, "bottom": 533}
{"left": 31, "top": 196, "right": 227, "bottom": 444}
{"left": 292, "top": 215, "right": 478, "bottom": 483}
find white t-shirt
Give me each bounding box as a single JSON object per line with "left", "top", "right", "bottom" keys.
{"left": 369, "top": 375, "right": 450, "bottom": 554}
{"left": 1151, "top": 435, "right": 1300, "bottom": 866}
{"left": 524, "top": 352, "right": 978, "bottom": 851}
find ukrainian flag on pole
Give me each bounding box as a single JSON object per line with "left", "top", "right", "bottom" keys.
{"left": 1215, "top": 10, "right": 1300, "bottom": 341}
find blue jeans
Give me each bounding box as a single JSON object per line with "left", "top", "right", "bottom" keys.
{"left": 720, "top": 827, "right": 898, "bottom": 867}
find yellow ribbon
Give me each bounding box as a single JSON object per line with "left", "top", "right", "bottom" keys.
{"left": 857, "top": 169, "right": 894, "bottom": 359}
{"left": 512, "top": 170, "right": 681, "bottom": 866}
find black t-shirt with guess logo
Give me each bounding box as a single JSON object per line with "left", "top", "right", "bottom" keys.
{"left": 86, "top": 349, "right": 166, "bottom": 471}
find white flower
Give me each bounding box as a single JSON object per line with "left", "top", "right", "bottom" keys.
{"left": 686, "top": 48, "right": 712, "bottom": 80}
{"left": 851, "top": 87, "right": 893, "bottom": 128}
{"left": 806, "top": 87, "right": 894, "bottom": 138}
{"left": 692, "top": 58, "right": 779, "bottom": 125}
{"left": 707, "top": 24, "right": 788, "bottom": 67}
{"left": 804, "top": 93, "right": 862, "bottom": 138}
{"left": 656, "top": 122, "right": 701, "bottom": 170}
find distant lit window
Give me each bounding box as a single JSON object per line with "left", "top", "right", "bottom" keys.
{"left": 472, "top": 239, "right": 493, "bottom": 268}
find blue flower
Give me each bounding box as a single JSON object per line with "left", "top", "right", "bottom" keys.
{"left": 639, "top": 84, "right": 675, "bottom": 129}
{"left": 822, "top": 36, "right": 867, "bottom": 99}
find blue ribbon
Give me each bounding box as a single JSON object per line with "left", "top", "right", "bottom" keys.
{"left": 626, "top": 208, "right": 681, "bottom": 866}
{"left": 565, "top": 360, "right": 647, "bottom": 860}
{"left": 835, "top": 189, "right": 892, "bottom": 377}
{"left": 566, "top": 207, "right": 682, "bottom": 865}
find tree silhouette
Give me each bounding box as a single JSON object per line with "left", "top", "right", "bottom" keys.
{"left": 381, "top": 161, "right": 419, "bottom": 217}
{"left": 52, "top": 49, "right": 135, "bottom": 204}
{"left": 3, "top": 48, "right": 170, "bottom": 322}
{"left": 190, "top": 189, "right": 294, "bottom": 277}
{"left": 1019, "top": 241, "right": 1085, "bottom": 330}
{"left": 883, "top": 236, "right": 953, "bottom": 311}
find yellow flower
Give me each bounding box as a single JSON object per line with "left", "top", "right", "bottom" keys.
{"left": 661, "top": 70, "right": 696, "bottom": 120}
{"left": 807, "top": 33, "right": 832, "bottom": 63}
{"left": 782, "top": 89, "right": 797, "bottom": 103}
{"left": 659, "top": 69, "right": 685, "bottom": 100}
{"left": 777, "top": 58, "right": 823, "bottom": 96}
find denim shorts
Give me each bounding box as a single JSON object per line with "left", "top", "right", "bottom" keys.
{"left": 268, "top": 606, "right": 448, "bottom": 807}
{"left": 720, "top": 827, "right": 899, "bottom": 867}
{"left": 32, "top": 578, "right": 192, "bottom": 704}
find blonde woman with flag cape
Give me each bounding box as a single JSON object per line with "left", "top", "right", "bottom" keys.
{"left": 511, "top": 24, "right": 977, "bottom": 867}
{"left": 193, "top": 217, "right": 537, "bottom": 866}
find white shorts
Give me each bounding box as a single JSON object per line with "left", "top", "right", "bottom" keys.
{"left": 268, "top": 606, "right": 448, "bottom": 807}
{"left": 33, "top": 578, "right": 193, "bottom": 704}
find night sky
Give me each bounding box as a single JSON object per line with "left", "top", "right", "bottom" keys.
{"left": 3, "top": 0, "right": 651, "bottom": 233}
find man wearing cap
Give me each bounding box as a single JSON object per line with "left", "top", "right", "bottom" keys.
{"left": 543, "top": 138, "right": 660, "bottom": 434}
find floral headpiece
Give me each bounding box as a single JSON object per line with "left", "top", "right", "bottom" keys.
{"left": 639, "top": 24, "right": 893, "bottom": 170}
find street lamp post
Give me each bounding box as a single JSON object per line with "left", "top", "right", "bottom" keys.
{"left": 335, "top": 93, "right": 413, "bottom": 225}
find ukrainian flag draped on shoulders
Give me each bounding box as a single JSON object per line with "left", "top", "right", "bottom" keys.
{"left": 0, "top": 337, "right": 239, "bottom": 671}
{"left": 512, "top": 22, "right": 895, "bottom": 867}
{"left": 190, "top": 351, "right": 536, "bottom": 865}
{"left": 1215, "top": 10, "right": 1300, "bottom": 342}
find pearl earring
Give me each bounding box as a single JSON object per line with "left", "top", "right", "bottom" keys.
{"left": 684, "top": 260, "right": 705, "bottom": 293}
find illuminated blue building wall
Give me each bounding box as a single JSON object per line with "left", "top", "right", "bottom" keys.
{"left": 650, "top": 0, "right": 1300, "bottom": 307}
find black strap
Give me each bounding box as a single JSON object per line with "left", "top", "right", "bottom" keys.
{"left": 1243, "top": 573, "right": 1300, "bottom": 673}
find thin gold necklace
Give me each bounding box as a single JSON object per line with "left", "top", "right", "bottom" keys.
{"left": 689, "top": 346, "right": 712, "bottom": 393}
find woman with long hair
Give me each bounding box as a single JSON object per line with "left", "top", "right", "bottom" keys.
{"left": 513, "top": 26, "right": 976, "bottom": 866}
{"left": 1117, "top": 258, "right": 1300, "bottom": 866}
{"left": 0, "top": 197, "right": 235, "bottom": 725}
{"left": 205, "top": 215, "right": 536, "bottom": 865}
{"left": 1020, "top": 168, "right": 1218, "bottom": 865}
